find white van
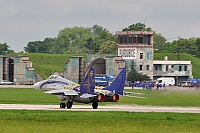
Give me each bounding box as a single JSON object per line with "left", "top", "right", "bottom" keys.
{"left": 156, "top": 77, "right": 175, "bottom": 86}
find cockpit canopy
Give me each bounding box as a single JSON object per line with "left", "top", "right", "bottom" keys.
{"left": 47, "top": 75, "right": 59, "bottom": 80}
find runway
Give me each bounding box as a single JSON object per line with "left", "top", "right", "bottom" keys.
{"left": 0, "top": 104, "right": 200, "bottom": 113}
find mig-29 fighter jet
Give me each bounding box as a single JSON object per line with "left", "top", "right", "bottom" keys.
{"left": 33, "top": 68, "right": 143, "bottom": 109}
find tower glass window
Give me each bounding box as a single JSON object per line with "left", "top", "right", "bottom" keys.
{"left": 138, "top": 37, "right": 143, "bottom": 43}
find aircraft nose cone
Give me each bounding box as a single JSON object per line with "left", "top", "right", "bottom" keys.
{"left": 33, "top": 82, "right": 40, "bottom": 90}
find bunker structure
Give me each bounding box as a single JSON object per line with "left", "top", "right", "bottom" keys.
{"left": 0, "top": 55, "right": 42, "bottom": 85}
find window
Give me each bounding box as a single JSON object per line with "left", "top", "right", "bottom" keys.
{"left": 166, "top": 65, "right": 168, "bottom": 71}
{"left": 138, "top": 37, "right": 143, "bottom": 43}
{"left": 146, "top": 53, "right": 150, "bottom": 59}
{"left": 148, "top": 35, "right": 151, "bottom": 45}
{"left": 119, "top": 36, "right": 123, "bottom": 44}
{"left": 155, "top": 65, "right": 158, "bottom": 70}
{"left": 179, "top": 66, "right": 182, "bottom": 71}
{"left": 171, "top": 65, "right": 174, "bottom": 72}
{"left": 128, "top": 36, "right": 133, "bottom": 43}
{"left": 124, "top": 36, "right": 128, "bottom": 44}
{"left": 140, "top": 65, "right": 143, "bottom": 70}
{"left": 146, "top": 65, "right": 149, "bottom": 70}
{"left": 133, "top": 37, "right": 136, "bottom": 43}
{"left": 144, "top": 37, "right": 147, "bottom": 44}
{"left": 184, "top": 65, "right": 187, "bottom": 71}
{"left": 140, "top": 53, "right": 143, "bottom": 59}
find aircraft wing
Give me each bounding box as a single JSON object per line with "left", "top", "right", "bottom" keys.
{"left": 80, "top": 93, "right": 96, "bottom": 98}
{"left": 44, "top": 89, "right": 79, "bottom": 96}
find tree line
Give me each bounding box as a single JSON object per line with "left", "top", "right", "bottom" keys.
{"left": 24, "top": 25, "right": 117, "bottom": 54}
{"left": 23, "top": 23, "right": 200, "bottom": 58}
{"left": 1, "top": 23, "right": 200, "bottom": 58}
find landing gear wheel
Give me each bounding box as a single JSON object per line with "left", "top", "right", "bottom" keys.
{"left": 92, "top": 102, "right": 98, "bottom": 109}
{"left": 66, "top": 101, "right": 73, "bottom": 109}
{"left": 60, "top": 103, "right": 66, "bottom": 108}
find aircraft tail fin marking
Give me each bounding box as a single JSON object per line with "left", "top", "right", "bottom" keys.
{"left": 104, "top": 68, "right": 126, "bottom": 95}
{"left": 80, "top": 67, "right": 95, "bottom": 94}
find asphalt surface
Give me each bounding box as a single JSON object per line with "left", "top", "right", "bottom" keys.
{"left": 0, "top": 104, "right": 200, "bottom": 113}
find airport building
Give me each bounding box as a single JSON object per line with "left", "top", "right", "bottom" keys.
{"left": 115, "top": 30, "right": 192, "bottom": 84}
{"left": 115, "top": 31, "right": 154, "bottom": 79}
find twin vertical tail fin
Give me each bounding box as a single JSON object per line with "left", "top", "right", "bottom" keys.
{"left": 80, "top": 68, "right": 95, "bottom": 94}
{"left": 103, "top": 68, "right": 126, "bottom": 95}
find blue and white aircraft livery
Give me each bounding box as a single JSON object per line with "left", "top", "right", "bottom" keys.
{"left": 33, "top": 68, "right": 130, "bottom": 109}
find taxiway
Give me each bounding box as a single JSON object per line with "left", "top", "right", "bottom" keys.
{"left": 0, "top": 104, "right": 199, "bottom": 113}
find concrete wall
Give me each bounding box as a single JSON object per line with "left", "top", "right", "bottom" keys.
{"left": 14, "top": 56, "right": 36, "bottom": 84}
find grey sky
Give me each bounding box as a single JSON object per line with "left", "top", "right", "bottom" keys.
{"left": 1, "top": 0, "right": 200, "bottom": 52}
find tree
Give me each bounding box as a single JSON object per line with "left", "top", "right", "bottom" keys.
{"left": 0, "top": 43, "right": 9, "bottom": 55}
{"left": 153, "top": 33, "right": 167, "bottom": 52}
{"left": 55, "top": 26, "right": 94, "bottom": 54}
{"left": 98, "top": 40, "right": 117, "bottom": 54}
{"left": 0, "top": 43, "right": 14, "bottom": 55}
{"left": 90, "top": 25, "right": 116, "bottom": 53}
{"left": 24, "top": 38, "right": 55, "bottom": 53}
{"left": 122, "top": 23, "right": 151, "bottom": 31}
{"left": 24, "top": 25, "right": 116, "bottom": 54}
{"left": 195, "top": 38, "right": 200, "bottom": 58}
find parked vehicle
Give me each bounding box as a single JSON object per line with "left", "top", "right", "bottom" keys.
{"left": 156, "top": 77, "right": 175, "bottom": 86}
{"left": 188, "top": 79, "right": 200, "bottom": 87}
{"left": 95, "top": 75, "right": 114, "bottom": 86}
{"left": 0, "top": 80, "right": 13, "bottom": 85}
{"left": 178, "top": 81, "right": 191, "bottom": 87}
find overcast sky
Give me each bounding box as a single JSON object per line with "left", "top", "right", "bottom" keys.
{"left": 1, "top": 0, "right": 200, "bottom": 52}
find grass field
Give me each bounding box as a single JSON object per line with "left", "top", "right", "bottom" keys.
{"left": 1, "top": 87, "right": 200, "bottom": 133}
{"left": 0, "top": 87, "right": 200, "bottom": 107}
{"left": 0, "top": 110, "right": 200, "bottom": 133}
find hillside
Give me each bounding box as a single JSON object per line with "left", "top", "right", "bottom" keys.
{"left": 9, "top": 53, "right": 200, "bottom": 79}
{"left": 9, "top": 53, "right": 87, "bottom": 79}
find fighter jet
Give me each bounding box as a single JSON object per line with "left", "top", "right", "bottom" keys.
{"left": 33, "top": 67, "right": 128, "bottom": 109}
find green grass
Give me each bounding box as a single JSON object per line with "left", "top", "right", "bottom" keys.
{"left": 0, "top": 110, "right": 200, "bottom": 133}
{"left": 0, "top": 88, "right": 59, "bottom": 104}
{"left": 122, "top": 89, "right": 200, "bottom": 107}
{"left": 0, "top": 88, "right": 200, "bottom": 107}
{"left": 1, "top": 88, "right": 200, "bottom": 132}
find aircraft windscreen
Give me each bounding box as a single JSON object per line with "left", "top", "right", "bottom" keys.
{"left": 48, "top": 75, "right": 59, "bottom": 80}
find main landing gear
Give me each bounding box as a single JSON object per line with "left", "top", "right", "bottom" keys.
{"left": 66, "top": 101, "right": 73, "bottom": 109}
{"left": 60, "top": 101, "right": 98, "bottom": 109}
{"left": 60, "top": 101, "right": 73, "bottom": 109}
{"left": 60, "top": 103, "right": 66, "bottom": 108}
{"left": 92, "top": 102, "right": 98, "bottom": 109}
